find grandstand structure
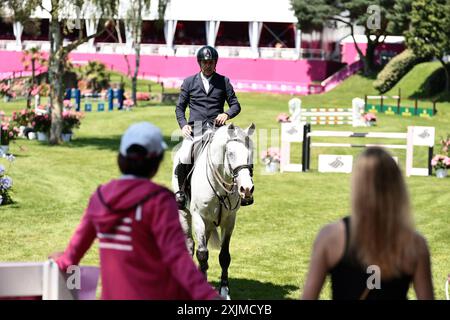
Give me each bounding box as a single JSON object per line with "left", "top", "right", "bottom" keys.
{"left": 0, "top": 0, "right": 405, "bottom": 94}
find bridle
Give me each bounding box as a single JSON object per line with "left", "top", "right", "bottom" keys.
{"left": 206, "top": 133, "right": 253, "bottom": 222}
{"left": 225, "top": 137, "right": 254, "bottom": 181}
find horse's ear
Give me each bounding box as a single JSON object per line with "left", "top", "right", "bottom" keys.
{"left": 227, "top": 123, "right": 236, "bottom": 137}
{"left": 245, "top": 123, "right": 256, "bottom": 136}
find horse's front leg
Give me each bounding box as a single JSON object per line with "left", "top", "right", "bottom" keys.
{"left": 178, "top": 209, "right": 194, "bottom": 256}
{"left": 192, "top": 210, "right": 209, "bottom": 276}
{"left": 219, "top": 213, "right": 236, "bottom": 300}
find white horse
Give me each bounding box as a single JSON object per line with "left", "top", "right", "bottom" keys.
{"left": 172, "top": 123, "right": 255, "bottom": 299}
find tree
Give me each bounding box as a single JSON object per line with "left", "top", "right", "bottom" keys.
{"left": 21, "top": 47, "right": 47, "bottom": 86}
{"left": 123, "top": 0, "right": 149, "bottom": 106}
{"left": 1, "top": 0, "right": 117, "bottom": 144}
{"left": 405, "top": 0, "right": 450, "bottom": 92}
{"left": 291, "top": 0, "right": 396, "bottom": 75}
{"left": 386, "top": 0, "right": 413, "bottom": 35}
{"left": 123, "top": 0, "right": 167, "bottom": 106}
{"left": 21, "top": 47, "right": 48, "bottom": 108}
{"left": 80, "top": 60, "right": 110, "bottom": 92}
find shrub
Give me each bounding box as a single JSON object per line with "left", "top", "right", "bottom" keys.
{"left": 79, "top": 61, "right": 110, "bottom": 93}
{"left": 373, "top": 49, "right": 425, "bottom": 93}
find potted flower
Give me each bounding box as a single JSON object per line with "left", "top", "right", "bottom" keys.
{"left": 61, "top": 110, "right": 84, "bottom": 142}
{"left": 261, "top": 147, "right": 281, "bottom": 173}
{"left": 431, "top": 135, "right": 450, "bottom": 178}
{"left": 1, "top": 118, "right": 20, "bottom": 153}
{"left": 123, "top": 99, "right": 134, "bottom": 111}
{"left": 32, "top": 113, "right": 51, "bottom": 141}
{"left": 0, "top": 153, "right": 15, "bottom": 205}
{"left": 12, "top": 108, "right": 35, "bottom": 137}
{"left": 276, "top": 113, "right": 290, "bottom": 123}
{"left": 431, "top": 155, "right": 450, "bottom": 178}
{"left": 63, "top": 99, "right": 73, "bottom": 110}
{"left": 363, "top": 112, "right": 377, "bottom": 126}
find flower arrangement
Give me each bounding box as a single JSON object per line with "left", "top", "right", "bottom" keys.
{"left": 440, "top": 135, "right": 450, "bottom": 154}
{"left": 261, "top": 147, "right": 281, "bottom": 165}
{"left": 0, "top": 152, "right": 15, "bottom": 205}
{"left": 12, "top": 109, "right": 35, "bottom": 127}
{"left": 62, "top": 110, "right": 84, "bottom": 134}
{"left": 276, "top": 113, "right": 290, "bottom": 123}
{"left": 431, "top": 155, "right": 450, "bottom": 170}
{"left": 1, "top": 119, "right": 20, "bottom": 145}
{"left": 32, "top": 113, "right": 52, "bottom": 133}
{"left": 124, "top": 99, "right": 134, "bottom": 110}
{"left": 431, "top": 135, "right": 450, "bottom": 177}
{"left": 136, "top": 92, "right": 150, "bottom": 101}
{"left": 363, "top": 112, "right": 377, "bottom": 126}
{"left": 63, "top": 99, "right": 73, "bottom": 109}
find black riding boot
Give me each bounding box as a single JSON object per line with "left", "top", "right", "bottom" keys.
{"left": 174, "top": 163, "right": 191, "bottom": 209}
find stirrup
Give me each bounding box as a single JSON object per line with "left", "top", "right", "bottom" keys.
{"left": 175, "top": 191, "right": 187, "bottom": 209}
{"left": 240, "top": 197, "right": 254, "bottom": 206}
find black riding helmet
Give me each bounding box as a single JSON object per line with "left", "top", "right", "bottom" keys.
{"left": 197, "top": 45, "right": 219, "bottom": 65}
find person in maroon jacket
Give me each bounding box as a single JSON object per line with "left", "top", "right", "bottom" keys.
{"left": 50, "top": 122, "right": 219, "bottom": 300}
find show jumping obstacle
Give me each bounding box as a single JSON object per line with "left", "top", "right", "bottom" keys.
{"left": 301, "top": 123, "right": 435, "bottom": 177}
{"left": 364, "top": 88, "right": 436, "bottom": 117}
{"left": 288, "top": 97, "right": 366, "bottom": 126}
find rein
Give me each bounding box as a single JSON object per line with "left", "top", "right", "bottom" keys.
{"left": 205, "top": 132, "right": 253, "bottom": 226}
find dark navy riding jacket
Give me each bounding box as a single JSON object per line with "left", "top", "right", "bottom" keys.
{"left": 175, "top": 72, "right": 241, "bottom": 130}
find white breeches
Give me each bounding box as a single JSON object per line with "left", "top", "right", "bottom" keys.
{"left": 178, "top": 134, "right": 205, "bottom": 164}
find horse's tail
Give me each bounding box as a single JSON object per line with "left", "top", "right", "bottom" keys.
{"left": 209, "top": 229, "right": 221, "bottom": 250}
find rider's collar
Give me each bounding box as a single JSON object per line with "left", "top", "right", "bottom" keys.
{"left": 200, "top": 71, "right": 213, "bottom": 81}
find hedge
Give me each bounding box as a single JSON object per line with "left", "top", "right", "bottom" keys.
{"left": 373, "top": 49, "right": 422, "bottom": 93}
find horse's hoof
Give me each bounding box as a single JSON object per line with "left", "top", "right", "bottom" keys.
{"left": 219, "top": 286, "right": 231, "bottom": 300}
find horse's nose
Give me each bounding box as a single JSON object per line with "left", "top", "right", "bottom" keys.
{"left": 240, "top": 186, "right": 254, "bottom": 197}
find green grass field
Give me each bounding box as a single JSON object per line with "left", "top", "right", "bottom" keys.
{"left": 0, "top": 66, "right": 449, "bottom": 300}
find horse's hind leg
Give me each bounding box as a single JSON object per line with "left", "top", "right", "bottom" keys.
{"left": 179, "top": 209, "right": 194, "bottom": 256}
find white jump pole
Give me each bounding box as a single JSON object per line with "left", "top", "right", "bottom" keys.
{"left": 302, "top": 125, "right": 435, "bottom": 176}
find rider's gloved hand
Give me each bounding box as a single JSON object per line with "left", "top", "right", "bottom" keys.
{"left": 182, "top": 125, "right": 192, "bottom": 138}
{"left": 215, "top": 113, "right": 229, "bottom": 126}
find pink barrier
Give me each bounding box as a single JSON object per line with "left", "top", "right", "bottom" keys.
{"left": 320, "top": 60, "right": 363, "bottom": 93}
{"left": 0, "top": 50, "right": 344, "bottom": 95}
{"left": 341, "top": 42, "right": 405, "bottom": 65}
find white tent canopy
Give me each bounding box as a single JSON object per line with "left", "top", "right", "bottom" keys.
{"left": 162, "top": 0, "right": 298, "bottom": 23}
{"left": 28, "top": 0, "right": 298, "bottom": 23}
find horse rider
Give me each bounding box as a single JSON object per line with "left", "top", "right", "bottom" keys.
{"left": 174, "top": 45, "right": 253, "bottom": 209}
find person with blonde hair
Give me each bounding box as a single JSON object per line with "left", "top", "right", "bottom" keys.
{"left": 302, "top": 147, "right": 434, "bottom": 300}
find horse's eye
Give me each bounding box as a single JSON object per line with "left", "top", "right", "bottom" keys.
{"left": 228, "top": 152, "right": 235, "bottom": 161}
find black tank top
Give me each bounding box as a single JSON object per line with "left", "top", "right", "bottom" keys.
{"left": 329, "top": 216, "right": 413, "bottom": 300}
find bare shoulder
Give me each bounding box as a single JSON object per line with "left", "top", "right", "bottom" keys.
{"left": 315, "top": 220, "right": 345, "bottom": 249}
{"left": 413, "top": 232, "right": 430, "bottom": 257}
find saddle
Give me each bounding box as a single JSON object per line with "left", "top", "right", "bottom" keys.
{"left": 184, "top": 131, "right": 215, "bottom": 200}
